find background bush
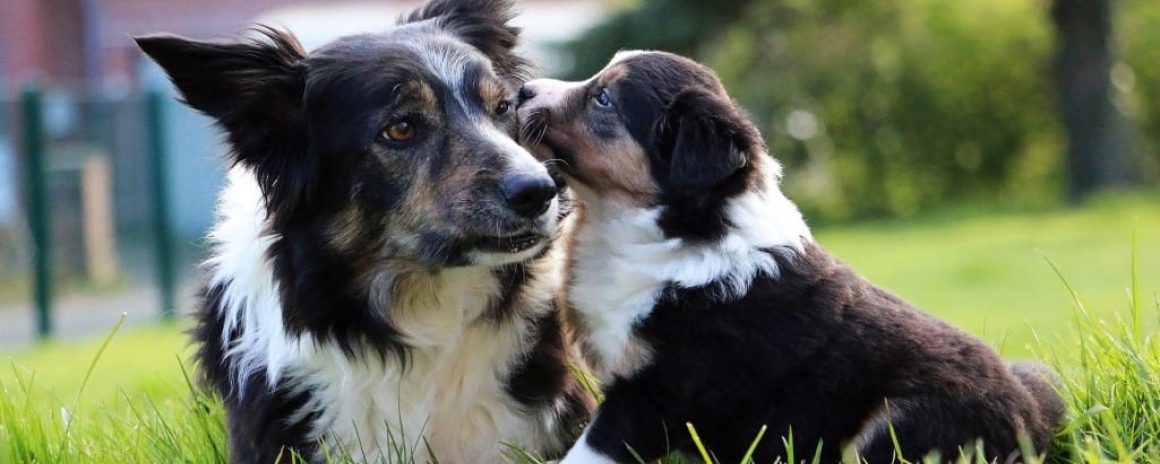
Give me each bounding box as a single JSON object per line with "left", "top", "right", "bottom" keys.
{"left": 560, "top": 0, "right": 1160, "bottom": 222}
{"left": 1119, "top": 0, "right": 1160, "bottom": 181}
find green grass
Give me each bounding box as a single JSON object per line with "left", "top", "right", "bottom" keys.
{"left": 1, "top": 193, "right": 1158, "bottom": 463}
{"left": 0, "top": 319, "right": 227, "bottom": 463}
{"left": 816, "top": 192, "right": 1160, "bottom": 358}
{"left": 1044, "top": 254, "right": 1160, "bottom": 464}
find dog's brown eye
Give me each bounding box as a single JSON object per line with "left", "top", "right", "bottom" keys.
{"left": 495, "top": 100, "right": 512, "bottom": 115}
{"left": 382, "top": 120, "right": 415, "bottom": 142}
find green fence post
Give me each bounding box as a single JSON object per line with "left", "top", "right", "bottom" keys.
{"left": 21, "top": 86, "right": 52, "bottom": 339}
{"left": 145, "top": 91, "right": 176, "bottom": 321}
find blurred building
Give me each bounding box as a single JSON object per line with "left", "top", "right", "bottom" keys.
{"left": 0, "top": 0, "right": 606, "bottom": 238}
{"left": 1, "top": 0, "right": 605, "bottom": 93}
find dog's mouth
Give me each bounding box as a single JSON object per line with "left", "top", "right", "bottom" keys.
{"left": 474, "top": 232, "right": 547, "bottom": 255}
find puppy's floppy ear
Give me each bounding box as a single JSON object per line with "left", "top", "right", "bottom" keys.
{"left": 655, "top": 87, "right": 757, "bottom": 195}
{"left": 400, "top": 0, "right": 530, "bottom": 82}
{"left": 134, "top": 28, "right": 311, "bottom": 216}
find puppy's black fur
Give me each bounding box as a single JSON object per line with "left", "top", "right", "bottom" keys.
{"left": 591, "top": 245, "right": 1064, "bottom": 463}
{"left": 519, "top": 51, "right": 1065, "bottom": 464}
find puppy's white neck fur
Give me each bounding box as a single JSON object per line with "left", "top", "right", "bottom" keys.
{"left": 205, "top": 167, "right": 563, "bottom": 462}
{"left": 575, "top": 163, "right": 811, "bottom": 296}
{"left": 568, "top": 163, "right": 812, "bottom": 375}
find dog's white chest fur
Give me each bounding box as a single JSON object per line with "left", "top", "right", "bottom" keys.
{"left": 207, "top": 168, "right": 560, "bottom": 463}
{"left": 286, "top": 297, "right": 542, "bottom": 463}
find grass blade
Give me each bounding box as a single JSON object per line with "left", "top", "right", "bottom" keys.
{"left": 739, "top": 425, "right": 767, "bottom": 464}
{"left": 53, "top": 313, "right": 126, "bottom": 459}
{"left": 686, "top": 423, "right": 713, "bottom": 464}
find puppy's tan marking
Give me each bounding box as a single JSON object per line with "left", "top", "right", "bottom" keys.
{"left": 572, "top": 133, "right": 658, "bottom": 206}
{"left": 597, "top": 64, "right": 626, "bottom": 86}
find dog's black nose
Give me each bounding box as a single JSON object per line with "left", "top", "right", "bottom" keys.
{"left": 518, "top": 86, "right": 536, "bottom": 103}
{"left": 502, "top": 175, "right": 556, "bottom": 218}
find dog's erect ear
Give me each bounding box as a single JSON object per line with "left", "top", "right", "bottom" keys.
{"left": 134, "top": 28, "right": 306, "bottom": 133}
{"left": 400, "top": 0, "right": 530, "bottom": 82}
{"left": 655, "top": 87, "right": 756, "bottom": 195}
{"left": 134, "top": 28, "right": 311, "bottom": 216}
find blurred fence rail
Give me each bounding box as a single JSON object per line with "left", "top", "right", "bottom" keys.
{"left": 0, "top": 86, "right": 203, "bottom": 348}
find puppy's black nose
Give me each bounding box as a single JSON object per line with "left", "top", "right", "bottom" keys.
{"left": 518, "top": 86, "right": 536, "bottom": 103}
{"left": 502, "top": 175, "right": 556, "bottom": 218}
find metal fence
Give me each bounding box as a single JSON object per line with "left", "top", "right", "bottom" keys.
{"left": 0, "top": 86, "right": 214, "bottom": 348}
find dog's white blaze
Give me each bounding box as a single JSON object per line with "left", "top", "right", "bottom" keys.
{"left": 418, "top": 33, "right": 565, "bottom": 269}
{"left": 468, "top": 125, "right": 560, "bottom": 267}
{"left": 570, "top": 165, "right": 811, "bottom": 376}
{"left": 415, "top": 33, "right": 473, "bottom": 109}
{"left": 207, "top": 167, "right": 568, "bottom": 462}
{"left": 560, "top": 428, "right": 619, "bottom": 464}
{"left": 485, "top": 124, "right": 551, "bottom": 179}
{"left": 417, "top": 30, "right": 509, "bottom": 116}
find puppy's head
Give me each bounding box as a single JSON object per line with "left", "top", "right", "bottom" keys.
{"left": 135, "top": 0, "right": 560, "bottom": 268}
{"left": 518, "top": 51, "right": 767, "bottom": 241}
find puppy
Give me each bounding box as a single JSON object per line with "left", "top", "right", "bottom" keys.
{"left": 517, "top": 51, "right": 1064, "bottom": 464}
{"left": 134, "top": 0, "right": 593, "bottom": 462}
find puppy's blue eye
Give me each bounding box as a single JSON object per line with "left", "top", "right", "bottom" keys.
{"left": 495, "top": 100, "right": 512, "bottom": 115}
{"left": 593, "top": 88, "right": 612, "bottom": 108}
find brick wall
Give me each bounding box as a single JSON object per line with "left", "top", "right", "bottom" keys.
{"left": 1, "top": 0, "right": 596, "bottom": 91}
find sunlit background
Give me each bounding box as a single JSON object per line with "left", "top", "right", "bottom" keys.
{"left": 0, "top": 1, "right": 1158, "bottom": 462}
{"left": 0, "top": 0, "right": 1156, "bottom": 380}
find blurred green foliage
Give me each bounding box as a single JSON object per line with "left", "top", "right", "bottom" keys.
{"left": 1119, "top": 0, "right": 1160, "bottom": 178}
{"left": 562, "top": 0, "right": 1160, "bottom": 221}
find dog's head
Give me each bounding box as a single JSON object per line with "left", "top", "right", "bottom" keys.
{"left": 136, "top": 0, "right": 559, "bottom": 268}
{"left": 518, "top": 51, "right": 769, "bottom": 241}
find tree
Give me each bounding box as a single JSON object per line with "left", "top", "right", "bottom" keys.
{"left": 1051, "top": 0, "right": 1136, "bottom": 202}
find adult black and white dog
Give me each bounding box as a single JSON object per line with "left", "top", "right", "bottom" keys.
{"left": 134, "top": 0, "right": 593, "bottom": 462}
{"left": 517, "top": 51, "right": 1065, "bottom": 464}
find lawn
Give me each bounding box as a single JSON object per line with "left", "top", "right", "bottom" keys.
{"left": 817, "top": 192, "right": 1160, "bottom": 358}
{"left": 2, "top": 193, "right": 1158, "bottom": 463}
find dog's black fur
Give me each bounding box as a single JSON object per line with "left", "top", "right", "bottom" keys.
{"left": 135, "top": 1, "right": 594, "bottom": 462}
{"left": 519, "top": 51, "right": 1066, "bottom": 464}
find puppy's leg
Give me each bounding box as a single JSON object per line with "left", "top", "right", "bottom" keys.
{"left": 560, "top": 428, "right": 618, "bottom": 464}
{"left": 856, "top": 396, "right": 1027, "bottom": 464}
{"left": 559, "top": 382, "right": 694, "bottom": 464}
{"left": 1009, "top": 361, "right": 1065, "bottom": 454}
